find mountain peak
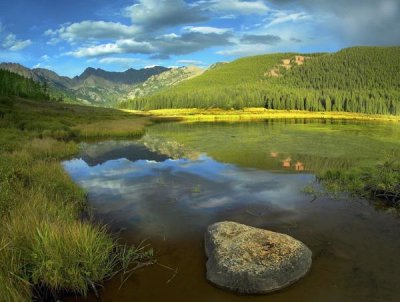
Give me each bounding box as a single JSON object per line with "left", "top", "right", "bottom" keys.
{"left": 77, "top": 65, "right": 170, "bottom": 85}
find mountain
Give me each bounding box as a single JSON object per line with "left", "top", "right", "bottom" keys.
{"left": 75, "top": 66, "right": 169, "bottom": 85}
{"left": 124, "top": 66, "right": 204, "bottom": 100}
{"left": 33, "top": 68, "right": 75, "bottom": 90}
{"left": 121, "top": 46, "right": 400, "bottom": 115}
{"left": 0, "top": 63, "right": 170, "bottom": 106}
{"left": 0, "top": 63, "right": 41, "bottom": 81}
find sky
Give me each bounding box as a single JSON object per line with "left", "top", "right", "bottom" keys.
{"left": 0, "top": 0, "right": 399, "bottom": 77}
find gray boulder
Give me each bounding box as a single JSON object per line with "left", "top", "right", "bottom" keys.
{"left": 205, "top": 221, "right": 312, "bottom": 294}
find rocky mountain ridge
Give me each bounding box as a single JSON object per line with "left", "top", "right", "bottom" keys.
{"left": 0, "top": 63, "right": 172, "bottom": 105}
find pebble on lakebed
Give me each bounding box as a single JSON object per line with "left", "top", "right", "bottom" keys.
{"left": 204, "top": 221, "right": 312, "bottom": 294}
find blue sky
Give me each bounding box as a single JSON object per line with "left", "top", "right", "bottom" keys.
{"left": 0, "top": 0, "right": 399, "bottom": 77}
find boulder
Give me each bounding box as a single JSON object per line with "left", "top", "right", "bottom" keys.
{"left": 205, "top": 221, "right": 312, "bottom": 294}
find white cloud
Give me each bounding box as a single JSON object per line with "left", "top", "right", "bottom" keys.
{"left": 32, "top": 63, "right": 52, "bottom": 69}
{"left": 219, "top": 14, "right": 237, "bottom": 19}
{"left": 184, "top": 26, "right": 231, "bottom": 34}
{"left": 124, "top": 0, "right": 205, "bottom": 30}
{"left": 2, "top": 34, "right": 32, "bottom": 51}
{"left": 41, "top": 54, "right": 50, "bottom": 60}
{"left": 217, "top": 44, "right": 271, "bottom": 56}
{"left": 162, "top": 33, "right": 179, "bottom": 39}
{"left": 208, "top": 0, "right": 270, "bottom": 15}
{"left": 66, "top": 39, "right": 154, "bottom": 57}
{"left": 264, "top": 11, "right": 311, "bottom": 28}
{"left": 98, "top": 57, "right": 140, "bottom": 64}
{"left": 45, "top": 21, "right": 139, "bottom": 43}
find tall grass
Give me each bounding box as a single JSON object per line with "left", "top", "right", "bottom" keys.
{"left": 0, "top": 98, "right": 153, "bottom": 301}
{"left": 318, "top": 155, "right": 400, "bottom": 206}
{"left": 76, "top": 118, "right": 149, "bottom": 138}
{"left": 0, "top": 238, "right": 31, "bottom": 302}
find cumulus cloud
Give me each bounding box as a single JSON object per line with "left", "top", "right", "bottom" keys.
{"left": 45, "top": 21, "right": 139, "bottom": 43}
{"left": 207, "top": 0, "right": 270, "bottom": 15}
{"left": 2, "top": 33, "right": 32, "bottom": 51}
{"left": 66, "top": 39, "right": 154, "bottom": 57}
{"left": 264, "top": 11, "right": 311, "bottom": 28}
{"left": 267, "top": 0, "right": 400, "bottom": 45}
{"left": 41, "top": 0, "right": 400, "bottom": 64}
{"left": 162, "top": 33, "right": 180, "bottom": 39}
{"left": 66, "top": 29, "right": 232, "bottom": 59}
{"left": 183, "top": 26, "right": 231, "bottom": 34}
{"left": 217, "top": 44, "right": 271, "bottom": 56}
{"left": 241, "top": 34, "right": 282, "bottom": 44}
{"left": 152, "top": 31, "right": 233, "bottom": 58}
{"left": 124, "top": 0, "right": 206, "bottom": 31}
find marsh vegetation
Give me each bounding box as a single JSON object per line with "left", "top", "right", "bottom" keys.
{"left": 0, "top": 96, "right": 152, "bottom": 301}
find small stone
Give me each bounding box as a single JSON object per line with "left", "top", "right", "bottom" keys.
{"left": 204, "top": 221, "right": 312, "bottom": 294}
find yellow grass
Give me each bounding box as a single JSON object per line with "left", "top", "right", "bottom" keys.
{"left": 75, "top": 117, "right": 151, "bottom": 138}
{"left": 123, "top": 108, "right": 400, "bottom": 122}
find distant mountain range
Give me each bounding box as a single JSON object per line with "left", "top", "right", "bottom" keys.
{"left": 0, "top": 63, "right": 204, "bottom": 106}
{"left": 75, "top": 66, "right": 169, "bottom": 85}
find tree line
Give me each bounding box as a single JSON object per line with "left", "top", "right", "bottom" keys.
{"left": 0, "top": 69, "right": 68, "bottom": 102}
{"left": 120, "top": 47, "right": 400, "bottom": 115}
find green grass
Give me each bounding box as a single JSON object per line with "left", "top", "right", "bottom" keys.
{"left": 318, "top": 156, "right": 400, "bottom": 206}
{"left": 0, "top": 97, "right": 153, "bottom": 301}
{"left": 77, "top": 118, "right": 149, "bottom": 138}
{"left": 0, "top": 97, "right": 151, "bottom": 140}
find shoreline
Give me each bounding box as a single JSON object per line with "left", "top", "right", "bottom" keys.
{"left": 123, "top": 108, "right": 400, "bottom": 123}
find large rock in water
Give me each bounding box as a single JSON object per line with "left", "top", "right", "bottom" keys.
{"left": 205, "top": 221, "right": 312, "bottom": 294}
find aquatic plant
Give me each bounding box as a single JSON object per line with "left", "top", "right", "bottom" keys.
{"left": 318, "top": 156, "right": 400, "bottom": 206}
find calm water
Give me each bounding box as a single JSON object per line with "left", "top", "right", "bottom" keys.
{"left": 63, "top": 120, "right": 400, "bottom": 302}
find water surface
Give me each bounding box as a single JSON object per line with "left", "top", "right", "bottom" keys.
{"left": 64, "top": 120, "right": 400, "bottom": 302}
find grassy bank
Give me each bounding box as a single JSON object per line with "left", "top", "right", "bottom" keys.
{"left": 0, "top": 97, "right": 151, "bottom": 301}
{"left": 124, "top": 108, "right": 400, "bottom": 122}
{"left": 317, "top": 156, "right": 400, "bottom": 207}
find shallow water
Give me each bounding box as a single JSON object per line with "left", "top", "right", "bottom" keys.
{"left": 63, "top": 120, "right": 400, "bottom": 302}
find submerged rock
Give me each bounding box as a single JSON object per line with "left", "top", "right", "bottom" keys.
{"left": 205, "top": 221, "right": 312, "bottom": 294}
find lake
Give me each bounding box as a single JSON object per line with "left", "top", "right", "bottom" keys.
{"left": 63, "top": 119, "right": 400, "bottom": 302}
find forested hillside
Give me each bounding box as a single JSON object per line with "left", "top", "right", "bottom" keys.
{"left": 121, "top": 47, "right": 400, "bottom": 115}
{"left": 0, "top": 69, "right": 49, "bottom": 100}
